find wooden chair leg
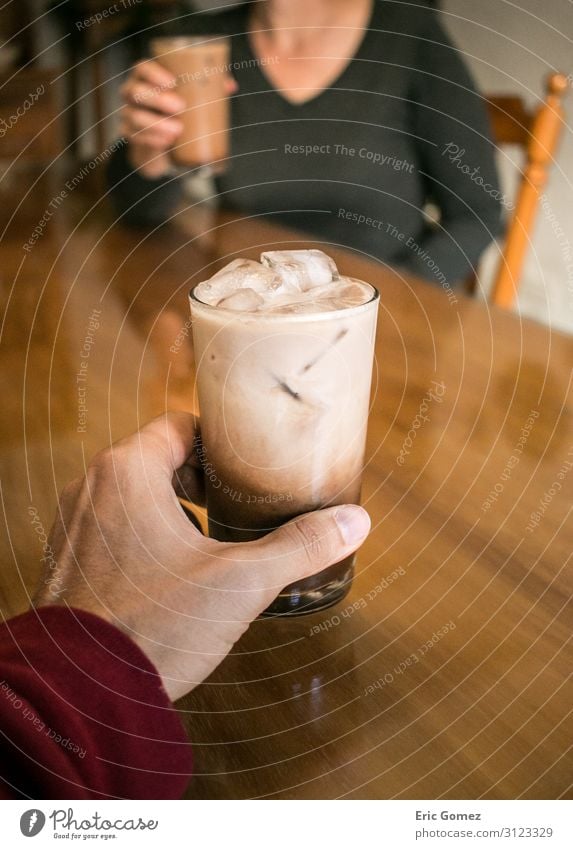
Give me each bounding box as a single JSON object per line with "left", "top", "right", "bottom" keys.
{"left": 490, "top": 73, "right": 569, "bottom": 309}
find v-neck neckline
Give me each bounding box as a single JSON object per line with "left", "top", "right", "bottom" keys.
{"left": 243, "top": 0, "right": 377, "bottom": 110}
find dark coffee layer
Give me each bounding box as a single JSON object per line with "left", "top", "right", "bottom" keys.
{"left": 205, "top": 474, "right": 361, "bottom": 615}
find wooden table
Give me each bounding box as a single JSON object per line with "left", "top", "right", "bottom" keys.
{"left": 1, "top": 183, "right": 572, "bottom": 799}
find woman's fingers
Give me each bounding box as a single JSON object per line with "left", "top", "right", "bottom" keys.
{"left": 122, "top": 105, "right": 182, "bottom": 134}
{"left": 133, "top": 58, "right": 179, "bottom": 91}
{"left": 120, "top": 107, "right": 183, "bottom": 148}
{"left": 125, "top": 82, "right": 185, "bottom": 114}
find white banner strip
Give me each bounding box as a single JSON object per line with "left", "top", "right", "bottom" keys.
{"left": 3, "top": 800, "right": 571, "bottom": 848}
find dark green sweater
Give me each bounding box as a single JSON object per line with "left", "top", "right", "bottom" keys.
{"left": 108, "top": 0, "right": 503, "bottom": 285}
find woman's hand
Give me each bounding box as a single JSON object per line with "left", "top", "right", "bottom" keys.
{"left": 119, "top": 59, "right": 238, "bottom": 180}
{"left": 34, "top": 413, "right": 370, "bottom": 701}
{"left": 119, "top": 59, "right": 185, "bottom": 179}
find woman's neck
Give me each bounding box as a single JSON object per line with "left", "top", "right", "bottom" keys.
{"left": 252, "top": 0, "right": 372, "bottom": 52}
{"left": 256, "top": 0, "right": 341, "bottom": 30}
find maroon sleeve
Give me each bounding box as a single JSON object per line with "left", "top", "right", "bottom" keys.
{"left": 0, "top": 606, "right": 193, "bottom": 799}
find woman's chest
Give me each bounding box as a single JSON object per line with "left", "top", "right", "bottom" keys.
{"left": 247, "top": 4, "right": 375, "bottom": 105}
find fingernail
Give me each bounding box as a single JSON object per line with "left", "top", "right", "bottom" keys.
{"left": 335, "top": 506, "right": 371, "bottom": 546}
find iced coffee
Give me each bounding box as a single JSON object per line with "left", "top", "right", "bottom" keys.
{"left": 190, "top": 250, "right": 378, "bottom": 615}
{"left": 150, "top": 37, "right": 230, "bottom": 170}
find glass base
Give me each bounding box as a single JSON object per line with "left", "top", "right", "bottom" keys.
{"left": 261, "top": 556, "right": 354, "bottom": 617}
{"left": 204, "top": 511, "right": 357, "bottom": 617}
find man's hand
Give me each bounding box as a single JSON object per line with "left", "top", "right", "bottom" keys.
{"left": 34, "top": 413, "right": 370, "bottom": 701}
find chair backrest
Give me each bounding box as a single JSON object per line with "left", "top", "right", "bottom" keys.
{"left": 486, "top": 73, "right": 569, "bottom": 308}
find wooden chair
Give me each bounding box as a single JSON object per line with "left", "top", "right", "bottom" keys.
{"left": 478, "top": 72, "right": 569, "bottom": 308}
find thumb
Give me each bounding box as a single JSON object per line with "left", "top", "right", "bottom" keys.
{"left": 250, "top": 504, "right": 371, "bottom": 590}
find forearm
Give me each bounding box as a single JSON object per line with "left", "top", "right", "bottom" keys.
{"left": 402, "top": 212, "right": 504, "bottom": 286}
{"left": 0, "top": 607, "right": 192, "bottom": 799}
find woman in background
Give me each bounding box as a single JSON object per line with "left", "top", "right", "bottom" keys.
{"left": 108, "top": 0, "right": 503, "bottom": 286}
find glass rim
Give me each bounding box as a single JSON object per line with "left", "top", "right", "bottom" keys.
{"left": 189, "top": 281, "right": 380, "bottom": 321}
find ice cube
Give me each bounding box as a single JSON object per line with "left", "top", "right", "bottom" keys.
{"left": 211, "top": 258, "right": 261, "bottom": 279}
{"left": 331, "top": 280, "right": 374, "bottom": 307}
{"left": 195, "top": 258, "right": 279, "bottom": 305}
{"left": 216, "top": 288, "right": 264, "bottom": 311}
{"left": 211, "top": 257, "right": 264, "bottom": 281}
{"left": 261, "top": 250, "right": 339, "bottom": 291}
